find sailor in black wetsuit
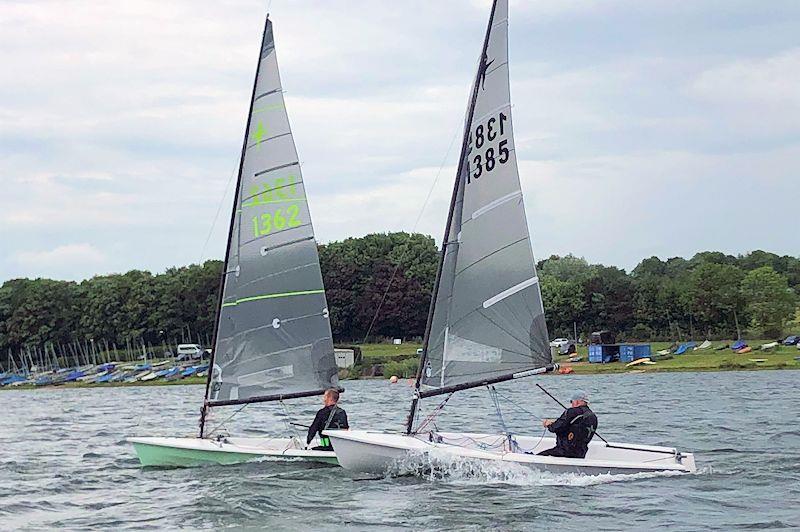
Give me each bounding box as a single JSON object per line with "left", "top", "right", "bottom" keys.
{"left": 538, "top": 390, "right": 598, "bottom": 458}
{"left": 306, "top": 388, "right": 349, "bottom": 450}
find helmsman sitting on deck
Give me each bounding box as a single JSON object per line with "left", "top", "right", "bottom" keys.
{"left": 306, "top": 388, "right": 349, "bottom": 450}
{"left": 537, "top": 390, "right": 598, "bottom": 459}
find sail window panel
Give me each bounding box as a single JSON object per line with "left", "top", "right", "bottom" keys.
{"left": 439, "top": 309, "right": 541, "bottom": 388}
{"left": 211, "top": 305, "right": 336, "bottom": 402}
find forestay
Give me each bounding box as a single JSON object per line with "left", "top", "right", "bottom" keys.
{"left": 421, "top": 0, "right": 550, "bottom": 390}
{"left": 207, "top": 18, "right": 338, "bottom": 405}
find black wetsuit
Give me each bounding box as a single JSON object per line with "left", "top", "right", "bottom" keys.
{"left": 538, "top": 405, "right": 597, "bottom": 458}
{"left": 306, "top": 405, "right": 349, "bottom": 450}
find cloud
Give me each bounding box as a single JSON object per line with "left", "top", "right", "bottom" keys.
{"left": 687, "top": 48, "right": 800, "bottom": 138}
{"left": 1, "top": 0, "right": 799, "bottom": 282}
{"left": 12, "top": 244, "right": 108, "bottom": 279}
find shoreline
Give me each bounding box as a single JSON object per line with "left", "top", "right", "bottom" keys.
{"left": 2, "top": 363, "right": 797, "bottom": 391}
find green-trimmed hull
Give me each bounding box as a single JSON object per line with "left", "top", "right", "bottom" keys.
{"left": 128, "top": 436, "right": 340, "bottom": 468}
{"left": 132, "top": 441, "right": 259, "bottom": 467}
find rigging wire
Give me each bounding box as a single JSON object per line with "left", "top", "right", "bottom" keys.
{"left": 205, "top": 403, "right": 249, "bottom": 437}
{"left": 414, "top": 392, "right": 454, "bottom": 434}
{"left": 198, "top": 159, "right": 240, "bottom": 265}
{"left": 279, "top": 399, "right": 302, "bottom": 441}
{"left": 360, "top": 123, "right": 462, "bottom": 344}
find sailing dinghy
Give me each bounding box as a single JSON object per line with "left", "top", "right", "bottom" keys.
{"left": 129, "top": 14, "right": 341, "bottom": 467}
{"left": 327, "top": 0, "right": 696, "bottom": 477}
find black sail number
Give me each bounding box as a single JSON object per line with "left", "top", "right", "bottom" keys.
{"left": 498, "top": 139, "right": 509, "bottom": 164}
{"left": 473, "top": 154, "right": 483, "bottom": 180}
{"left": 468, "top": 111, "right": 510, "bottom": 184}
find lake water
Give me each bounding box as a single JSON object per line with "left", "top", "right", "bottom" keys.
{"left": 1, "top": 371, "right": 799, "bottom": 530}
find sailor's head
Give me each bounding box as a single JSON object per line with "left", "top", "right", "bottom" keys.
{"left": 323, "top": 388, "right": 340, "bottom": 407}
{"left": 570, "top": 390, "right": 588, "bottom": 407}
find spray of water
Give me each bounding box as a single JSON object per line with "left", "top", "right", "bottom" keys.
{"left": 384, "top": 448, "right": 705, "bottom": 487}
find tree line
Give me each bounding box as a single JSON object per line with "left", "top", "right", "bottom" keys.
{"left": 1, "top": 233, "right": 798, "bottom": 369}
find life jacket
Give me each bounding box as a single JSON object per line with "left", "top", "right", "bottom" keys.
{"left": 318, "top": 406, "right": 342, "bottom": 448}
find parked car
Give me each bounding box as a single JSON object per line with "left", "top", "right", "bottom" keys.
{"left": 559, "top": 342, "right": 577, "bottom": 355}
{"left": 549, "top": 338, "right": 571, "bottom": 349}
{"left": 782, "top": 335, "right": 799, "bottom": 346}
{"left": 176, "top": 344, "right": 204, "bottom": 361}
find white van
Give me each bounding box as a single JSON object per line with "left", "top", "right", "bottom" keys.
{"left": 176, "top": 344, "right": 203, "bottom": 361}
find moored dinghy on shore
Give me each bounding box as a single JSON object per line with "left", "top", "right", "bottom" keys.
{"left": 129, "top": 12, "right": 341, "bottom": 467}
{"left": 327, "top": 0, "right": 696, "bottom": 477}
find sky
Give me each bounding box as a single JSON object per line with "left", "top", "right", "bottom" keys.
{"left": 1, "top": 0, "right": 799, "bottom": 282}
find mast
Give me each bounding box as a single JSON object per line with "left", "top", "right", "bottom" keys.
{"left": 200, "top": 15, "right": 270, "bottom": 438}
{"left": 405, "top": 0, "right": 500, "bottom": 435}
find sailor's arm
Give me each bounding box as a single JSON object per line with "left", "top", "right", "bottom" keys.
{"left": 543, "top": 409, "right": 573, "bottom": 433}
{"left": 306, "top": 410, "right": 325, "bottom": 444}
{"left": 338, "top": 409, "right": 349, "bottom": 430}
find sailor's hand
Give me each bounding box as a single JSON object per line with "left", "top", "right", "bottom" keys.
{"left": 542, "top": 419, "right": 553, "bottom": 428}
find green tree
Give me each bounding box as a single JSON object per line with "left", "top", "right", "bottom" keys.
{"left": 740, "top": 266, "right": 796, "bottom": 338}
{"left": 687, "top": 263, "right": 744, "bottom": 337}
{"left": 539, "top": 275, "right": 585, "bottom": 338}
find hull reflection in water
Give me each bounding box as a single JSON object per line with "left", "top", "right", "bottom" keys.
{"left": 128, "top": 436, "right": 338, "bottom": 467}
{"left": 325, "top": 430, "right": 696, "bottom": 476}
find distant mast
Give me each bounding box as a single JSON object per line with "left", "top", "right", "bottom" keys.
{"left": 407, "top": 0, "right": 552, "bottom": 433}
{"left": 201, "top": 15, "right": 338, "bottom": 436}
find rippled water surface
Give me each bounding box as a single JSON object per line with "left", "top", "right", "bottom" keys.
{"left": 2, "top": 371, "right": 799, "bottom": 530}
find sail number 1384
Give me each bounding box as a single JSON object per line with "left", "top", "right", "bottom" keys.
{"left": 468, "top": 112, "right": 510, "bottom": 184}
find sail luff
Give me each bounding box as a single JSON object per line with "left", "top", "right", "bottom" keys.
{"left": 200, "top": 16, "right": 271, "bottom": 437}
{"left": 406, "top": 0, "right": 501, "bottom": 434}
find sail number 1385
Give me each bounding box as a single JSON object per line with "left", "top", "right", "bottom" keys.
{"left": 468, "top": 112, "right": 510, "bottom": 184}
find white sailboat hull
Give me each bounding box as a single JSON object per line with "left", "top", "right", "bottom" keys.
{"left": 128, "top": 436, "right": 337, "bottom": 467}
{"left": 325, "top": 430, "right": 696, "bottom": 476}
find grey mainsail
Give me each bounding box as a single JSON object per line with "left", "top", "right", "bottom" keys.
{"left": 205, "top": 17, "right": 338, "bottom": 407}
{"left": 420, "top": 0, "right": 550, "bottom": 391}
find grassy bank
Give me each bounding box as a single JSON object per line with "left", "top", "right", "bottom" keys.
{"left": 358, "top": 340, "right": 800, "bottom": 377}
{"left": 559, "top": 340, "right": 800, "bottom": 374}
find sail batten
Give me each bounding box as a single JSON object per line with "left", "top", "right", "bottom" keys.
{"left": 418, "top": 0, "right": 551, "bottom": 393}
{"left": 204, "top": 16, "right": 338, "bottom": 408}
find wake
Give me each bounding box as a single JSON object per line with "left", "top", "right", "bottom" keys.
{"left": 385, "top": 449, "right": 709, "bottom": 486}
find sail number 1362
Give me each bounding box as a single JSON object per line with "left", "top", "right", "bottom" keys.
{"left": 468, "top": 112, "right": 510, "bottom": 184}
{"left": 251, "top": 204, "right": 301, "bottom": 237}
